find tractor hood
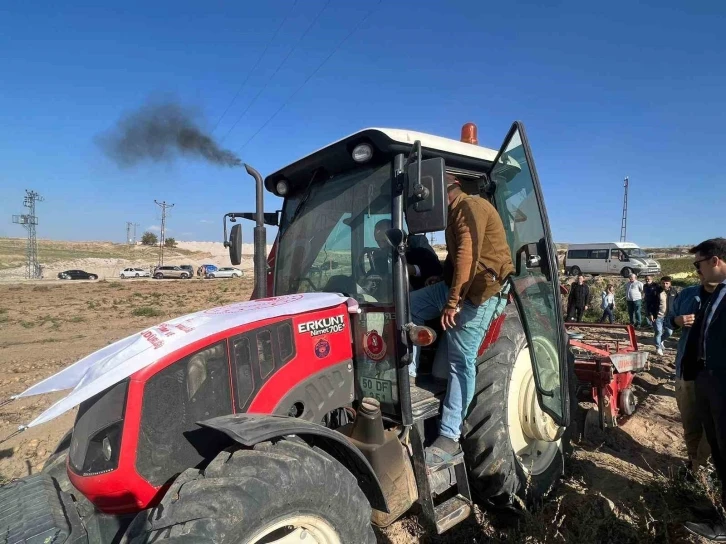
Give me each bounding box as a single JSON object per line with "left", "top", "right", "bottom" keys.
{"left": 17, "top": 293, "right": 358, "bottom": 428}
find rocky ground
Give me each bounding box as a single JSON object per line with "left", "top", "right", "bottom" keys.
{"left": 0, "top": 279, "right": 717, "bottom": 543}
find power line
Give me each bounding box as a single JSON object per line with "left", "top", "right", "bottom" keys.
{"left": 236, "top": 1, "right": 381, "bottom": 153}
{"left": 154, "top": 200, "right": 175, "bottom": 267}
{"left": 220, "top": 0, "right": 332, "bottom": 144}
{"left": 211, "top": 0, "right": 300, "bottom": 134}
{"left": 620, "top": 176, "right": 629, "bottom": 242}
{"left": 11, "top": 190, "right": 44, "bottom": 279}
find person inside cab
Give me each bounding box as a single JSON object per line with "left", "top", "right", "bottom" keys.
{"left": 369, "top": 219, "right": 443, "bottom": 291}
{"left": 409, "top": 174, "right": 514, "bottom": 465}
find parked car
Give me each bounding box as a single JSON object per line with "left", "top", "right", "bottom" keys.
{"left": 120, "top": 267, "right": 151, "bottom": 279}
{"left": 58, "top": 269, "right": 98, "bottom": 280}
{"left": 153, "top": 266, "right": 191, "bottom": 279}
{"left": 179, "top": 265, "right": 194, "bottom": 278}
{"left": 198, "top": 264, "right": 218, "bottom": 277}
{"left": 206, "top": 267, "right": 243, "bottom": 279}
{"left": 564, "top": 242, "right": 661, "bottom": 278}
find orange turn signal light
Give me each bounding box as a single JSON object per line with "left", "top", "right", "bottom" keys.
{"left": 409, "top": 325, "right": 437, "bottom": 346}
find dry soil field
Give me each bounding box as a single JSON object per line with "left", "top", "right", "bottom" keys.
{"left": 0, "top": 277, "right": 717, "bottom": 543}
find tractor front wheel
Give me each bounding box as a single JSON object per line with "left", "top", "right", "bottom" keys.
{"left": 462, "top": 305, "right": 576, "bottom": 508}
{"left": 125, "top": 439, "right": 375, "bottom": 544}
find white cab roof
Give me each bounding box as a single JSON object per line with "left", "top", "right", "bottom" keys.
{"left": 372, "top": 128, "right": 499, "bottom": 161}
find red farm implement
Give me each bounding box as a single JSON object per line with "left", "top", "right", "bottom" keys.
{"left": 566, "top": 322, "right": 649, "bottom": 429}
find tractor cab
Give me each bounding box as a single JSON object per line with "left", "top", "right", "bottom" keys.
{"left": 224, "top": 122, "right": 573, "bottom": 533}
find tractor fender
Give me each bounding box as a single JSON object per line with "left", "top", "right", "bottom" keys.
{"left": 199, "top": 413, "right": 389, "bottom": 513}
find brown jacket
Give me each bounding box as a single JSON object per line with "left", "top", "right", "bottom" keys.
{"left": 443, "top": 193, "right": 514, "bottom": 309}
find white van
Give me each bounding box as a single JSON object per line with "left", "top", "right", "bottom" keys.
{"left": 564, "top": 242, "right": 661, "bottom": 278}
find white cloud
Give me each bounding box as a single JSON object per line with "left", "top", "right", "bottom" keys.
{"left": 199, "top": 219, "right": 212, "bottom": 224}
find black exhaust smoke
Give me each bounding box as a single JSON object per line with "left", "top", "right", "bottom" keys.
{"left": 98, "top": 100, "right": 241, "bottom": 167}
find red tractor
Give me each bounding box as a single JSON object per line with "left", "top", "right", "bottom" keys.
{"left": 1, "top": 122, "right": 575, "bottom": 543}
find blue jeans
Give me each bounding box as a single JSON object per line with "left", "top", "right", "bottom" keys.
{"left": 653, "top": 317, "right": 672, "bottom": 348}
{"left": 627, "top": 300, "right": 642, "bottom": 326}
{"left": 409, "top": 282, "right": 506, "bottom": 440}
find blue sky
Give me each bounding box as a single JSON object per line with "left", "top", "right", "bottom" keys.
{"left": 1, "top": 0, "right": 724, "bottom": 247}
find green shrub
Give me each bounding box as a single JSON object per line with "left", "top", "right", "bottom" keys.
{"left": 132, "top": 306, "right": 162, "bottom": 317}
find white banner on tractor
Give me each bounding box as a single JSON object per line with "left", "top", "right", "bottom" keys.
{"left": 17, "top": 293, "right": 358, "bottom": 428}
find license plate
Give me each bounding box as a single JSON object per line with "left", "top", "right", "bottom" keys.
{"left": 360, "top": 377, "right": 393, "bottom": 404}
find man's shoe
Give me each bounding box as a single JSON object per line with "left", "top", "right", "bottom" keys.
{"left": 657, "top": 347, "right": 664, "bottom": 356}
{"left": 685, "top": 521, "right": 726, "bottom": 541}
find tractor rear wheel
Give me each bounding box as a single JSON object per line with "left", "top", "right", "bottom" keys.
{"left": 462, "top": 305, "right": 576, "bottom": 508}
{"left": 125, "top": 439, "right": 375, "bottom": 544}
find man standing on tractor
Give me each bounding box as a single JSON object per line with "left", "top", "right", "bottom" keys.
{"left": 409, "top": 174, "right": 514, "bottom": 465}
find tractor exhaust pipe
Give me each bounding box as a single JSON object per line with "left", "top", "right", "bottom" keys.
{"left": 244, "top": 163, "right": 267, "bottom": 299}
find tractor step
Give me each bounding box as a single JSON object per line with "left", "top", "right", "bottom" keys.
{"left": 434, "top": 495, "right": 472, "bottom": 534}
{"left": 409, "top": 423, "right": 473, "bottom": 534}
{"left": 410, "top": 377, "right": 446, "bottom": 422}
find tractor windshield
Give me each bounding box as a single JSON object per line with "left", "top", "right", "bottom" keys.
{"left": 275, "top": 163, "right": 393, "bottom": 304}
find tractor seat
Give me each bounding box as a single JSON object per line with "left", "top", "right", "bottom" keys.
{"left": 410, "top": 376, "right": 447, "bottom": 422}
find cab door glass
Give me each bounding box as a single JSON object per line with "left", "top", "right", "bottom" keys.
{"left": 490, "top": 122, "right": 568, "bottom": 425}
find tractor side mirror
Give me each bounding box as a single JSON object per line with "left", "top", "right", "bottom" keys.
{"left": 405, "top": 157, "right": 446, "bottom": 234}
{"left": 228, "top": 224, "right": 242, "bottom": 265}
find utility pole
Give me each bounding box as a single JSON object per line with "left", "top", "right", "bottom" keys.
{"left": 12, "top": 190, "right": 44, "bottom": 279}
{"left": 126, "top": 221, "right": 133, "bottom": 246}
{"left": 154, "top": 200, "right": 174, "bottom": 266}
{"left": 133, "top": 223, "right": 140, "bottom": 245}
{"left": 620, "top": 176, "right": 629, "bottom": 242}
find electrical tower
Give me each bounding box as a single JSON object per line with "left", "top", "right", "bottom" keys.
{"left": 133, "top": 223, "right": 140, "bottom": 244}
{"left": 154, "top": 200, "right": 174, "bottom": 266}
{"left": 620, "top": 176, "right": 629, "bottom": 242}
{"left": 12, "top": 190, "right": 44, "bottom": 279}
{"left": 126, "top": 221, "right": 134, "bottom": 246}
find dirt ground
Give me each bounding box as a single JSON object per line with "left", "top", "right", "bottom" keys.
{"left": 0, "top": 280, "right": 716, "bottom": 543}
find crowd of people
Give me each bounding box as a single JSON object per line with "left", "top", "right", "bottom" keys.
{"left": 565, "top": 240, "right": 726, "bottom": 541}
{"left": 566, "top": 272, "right": 678, "bottom": 355}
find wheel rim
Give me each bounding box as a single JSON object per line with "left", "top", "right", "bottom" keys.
{"left": 246, "top": 514, "right": 341, "bottom": 544}
{"left": 507, "top": 341, "right": 562, "bottom": 476}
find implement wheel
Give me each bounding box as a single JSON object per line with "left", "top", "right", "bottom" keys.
{"left": 125, "top": 439, "right": 375, "bottom": 544}
{"left": 462, "top": 305, "right": 576, "bottom": 508}
{"left": 619, "top": 387, "right": 636, "bottom": 416}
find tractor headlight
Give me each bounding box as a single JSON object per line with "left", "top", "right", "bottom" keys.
{"left": 352, "top": 143, "right": 373, "bottom": 163}
{"left": 69, "top": 380, "right": 128, "bottom": 477}
{"left": 102, "top": 435, "right": 113, "bottom": 462}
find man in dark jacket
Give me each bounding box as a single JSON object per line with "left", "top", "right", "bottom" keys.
{"left": 371, "top": 219, "right": 443, "bottom": 291}
{"left": 683, "top": 238, "right": 726, "bottom": 541}
{"left": 566, "top": 275, "right": 590, "bottom": 322}
{"left": 643, "top": 275, "right": 660, "bottom": 326}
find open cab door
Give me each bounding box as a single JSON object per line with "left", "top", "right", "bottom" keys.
{"left": 488, "top": 122, "right": 569, "bottom": 426}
